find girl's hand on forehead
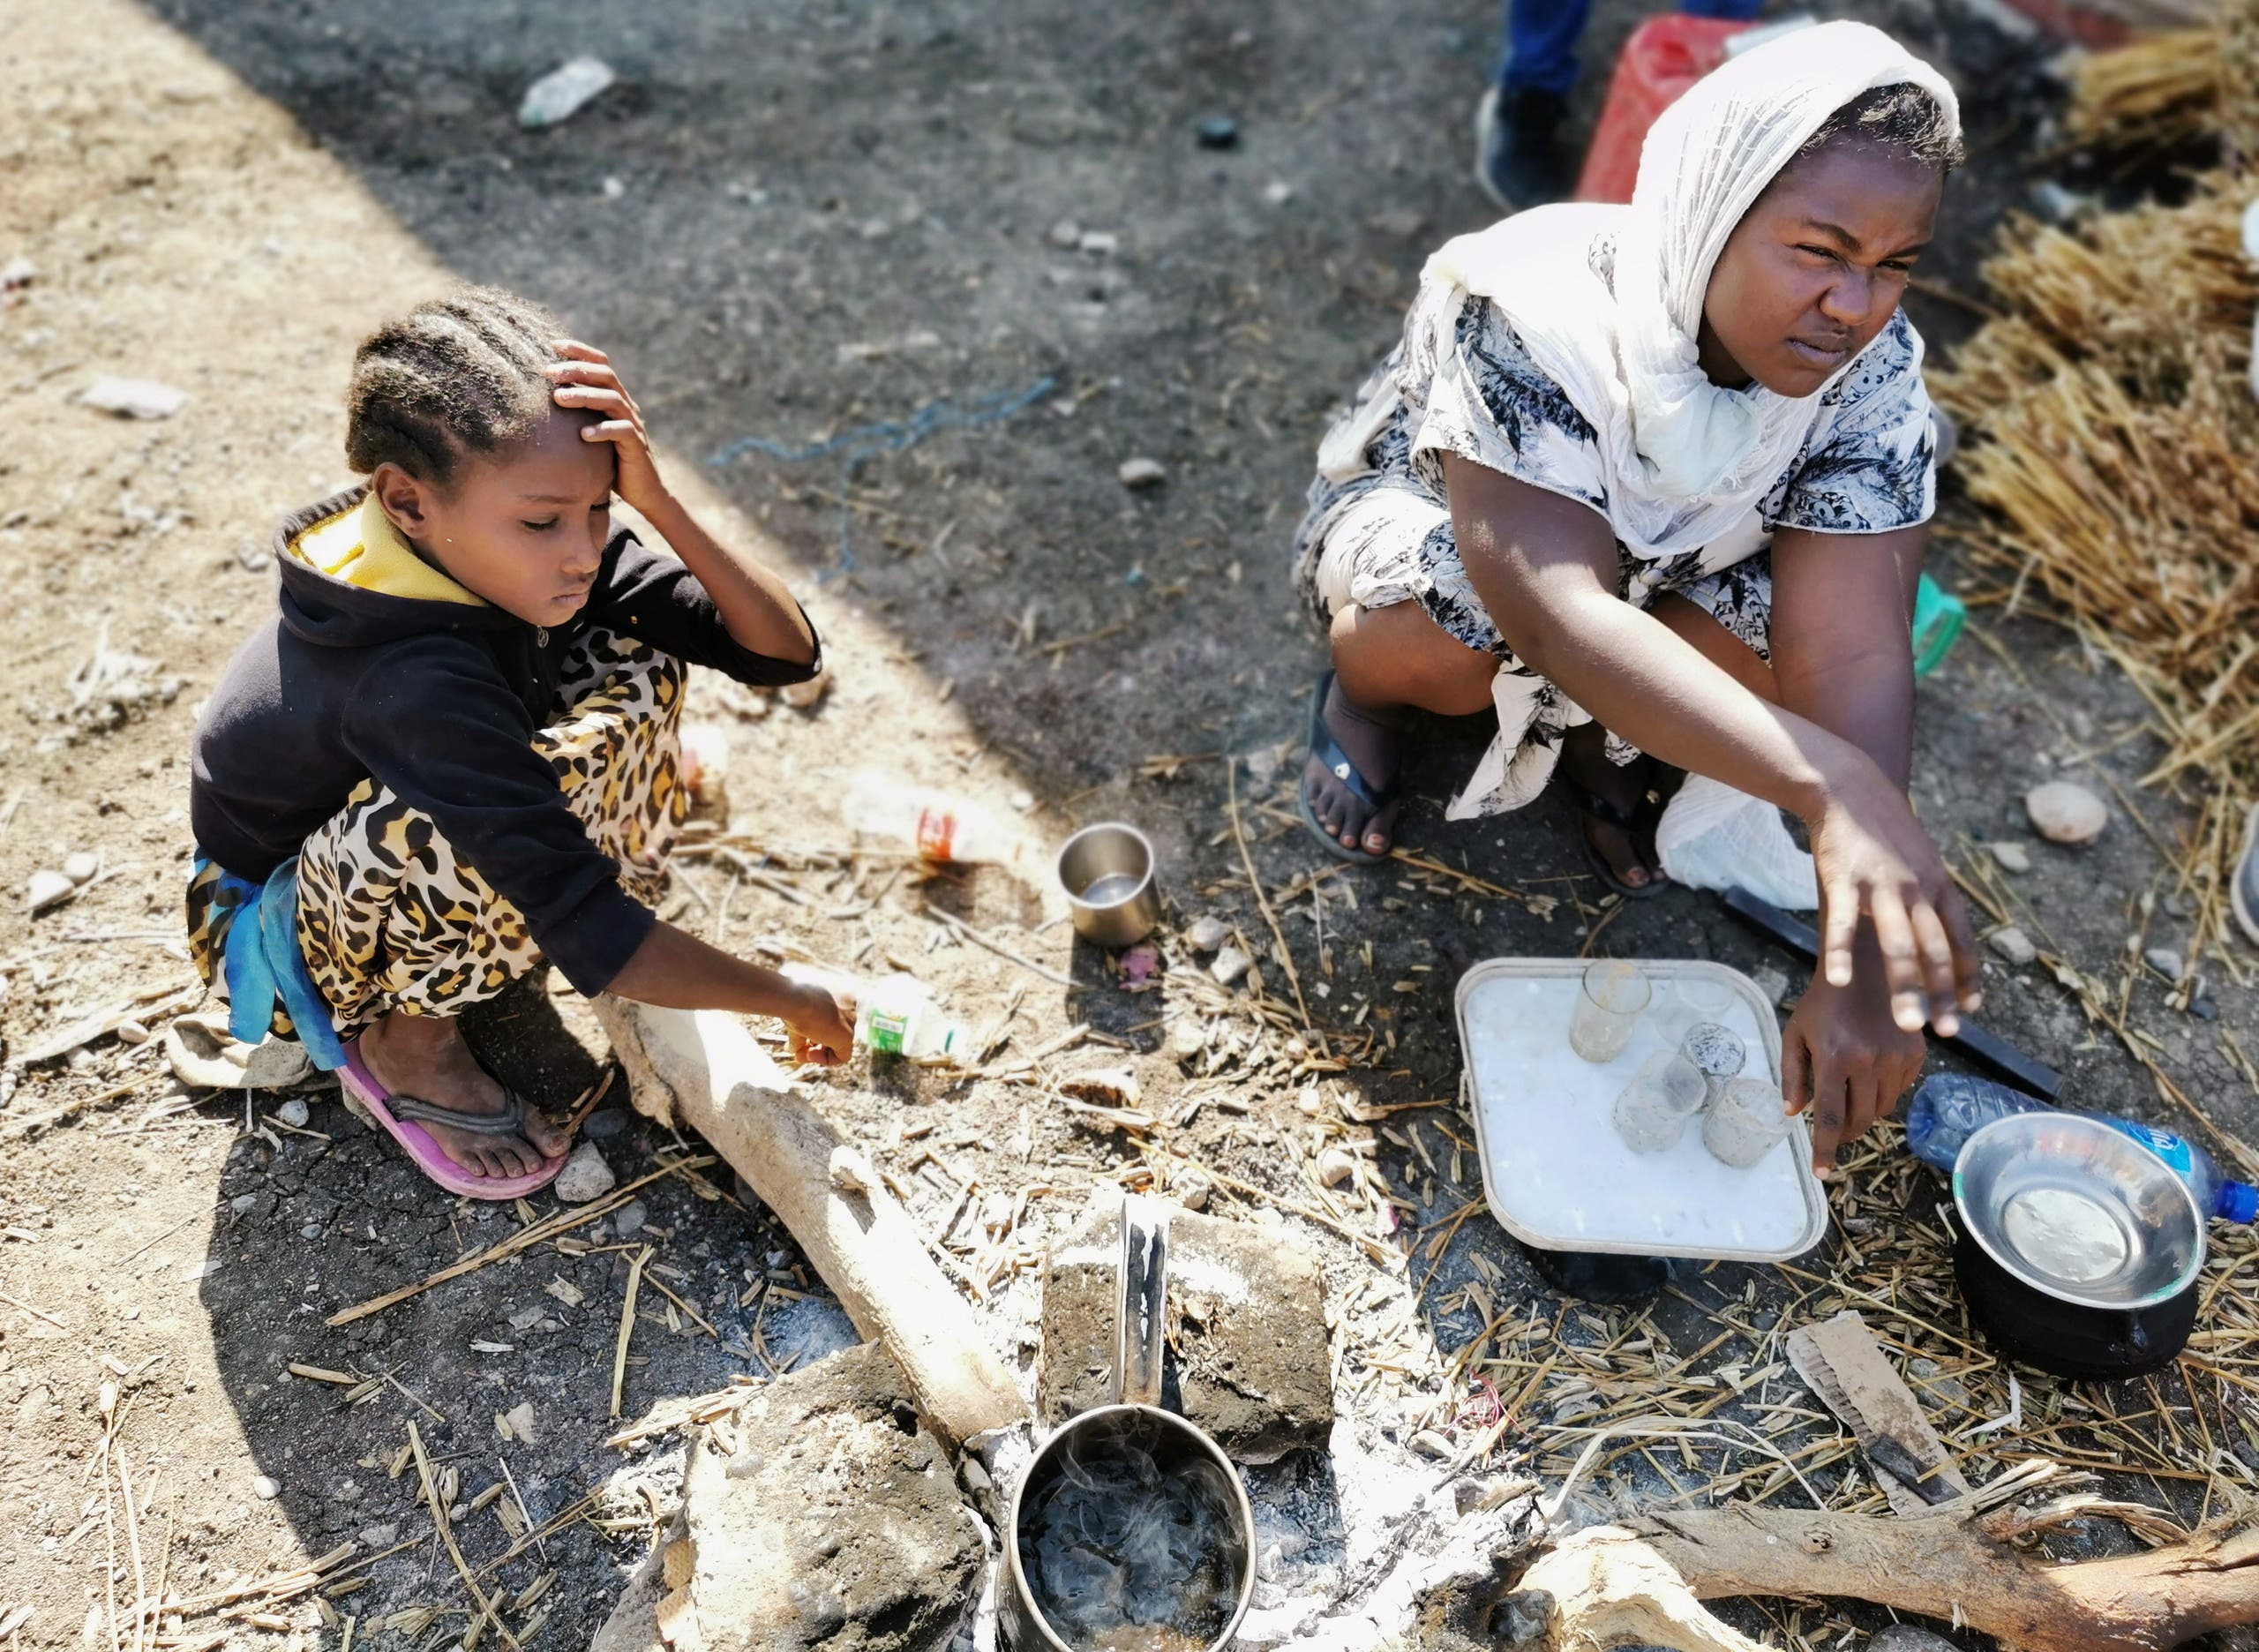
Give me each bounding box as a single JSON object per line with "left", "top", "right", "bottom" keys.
{"left": 548, "top": 340, "right": 667, "bottom": 515}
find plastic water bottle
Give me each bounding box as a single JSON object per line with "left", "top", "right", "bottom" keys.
{"left": 844, "top": 773, "right": 1017, "bottom": 866}
{"left": 1905, "top": 1073, "right": 2259, "bottom": 1222}
{"left": 852, "top": 974, "right": 969, "bottom": 1063}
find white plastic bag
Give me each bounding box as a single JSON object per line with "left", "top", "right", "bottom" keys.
{"left": 1655, "top": 772, "right": 1820, "bottom": 911}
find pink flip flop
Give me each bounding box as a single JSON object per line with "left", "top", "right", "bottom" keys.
{"left": 339, "top": 1041, "right": 566, "bottom": 1201}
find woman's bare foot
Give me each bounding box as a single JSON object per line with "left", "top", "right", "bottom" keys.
{"left": 1559, "top": 725, "right": 1663, "bottom": 891}
{"left": 1303, "top": 676, "right": 1405, "bottom": 856}
{"left": 356, "top": 1010, "right": 567, "bottom": 1179}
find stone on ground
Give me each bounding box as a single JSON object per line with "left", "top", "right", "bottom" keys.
{"left": 1039, "top": 1189, "right": 1332, "bottom": 1463}
{"left": 1988, "top": 927, "right": 2038, "bottom": 966}
{"left": 591, "top": 1342, "right": 980, "bottom": 1652}
{"left": 552, "top": 1140, "right": 616, "bottom": 1203}
{"left": 2025, "top": 781, "right": 2107, "bottom": 845}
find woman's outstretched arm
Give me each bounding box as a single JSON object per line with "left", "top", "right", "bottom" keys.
{"left": 1442, "top": 454, "right": 1980, "bottom": 1035}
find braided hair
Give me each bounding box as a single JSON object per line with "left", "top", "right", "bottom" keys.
{"left": 345, "top": 288, "right": 563, "bottom": 488}
{"left": 1796, "top": 83, "right": 1965, "bottom": 176}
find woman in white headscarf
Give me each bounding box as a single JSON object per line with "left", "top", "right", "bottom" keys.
{"left": 1292, "top": 21, "right": 1982, "bottom": 1168}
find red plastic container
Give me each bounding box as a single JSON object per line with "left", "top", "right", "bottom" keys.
{"left": 1573, "top": 14, "right": 1754, "bottom": 205}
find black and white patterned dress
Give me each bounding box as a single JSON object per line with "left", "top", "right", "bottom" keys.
{"left": 1292, "top": 276, "right": 1937, "bottom": 819}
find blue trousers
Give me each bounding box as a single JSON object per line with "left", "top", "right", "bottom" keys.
{"left": 1501, "top": 0, "right": 1764, "bottom": 97}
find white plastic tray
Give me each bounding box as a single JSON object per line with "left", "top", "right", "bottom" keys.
{"left": 1455, "top": 957, "right": 1828, "bottom": 1262}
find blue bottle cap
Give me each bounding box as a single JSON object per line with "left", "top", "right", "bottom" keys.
{"left": 2219, "top": 1182, "right": 2259, "bottom": 1225}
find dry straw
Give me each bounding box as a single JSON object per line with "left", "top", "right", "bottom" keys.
{"left": 1933, "top": 7, "right": 2256, "bottom": 962}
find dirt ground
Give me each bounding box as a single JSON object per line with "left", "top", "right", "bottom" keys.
{"left": 4, "top": 0, "right": 2255, "bottom": 1648}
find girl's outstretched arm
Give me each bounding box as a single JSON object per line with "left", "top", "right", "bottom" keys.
{"left": 549, "top": 340, "right": 818, "bottom": 666}
{"left": 607, "top": 920, "right": 858, "bottom": 1066}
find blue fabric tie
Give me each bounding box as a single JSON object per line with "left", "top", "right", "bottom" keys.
{"left": 214, "top": 856, "right": 349, "bottom": 1072}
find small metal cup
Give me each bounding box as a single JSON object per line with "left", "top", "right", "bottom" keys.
{"left": 1057, "top": 822, "right": 1160, "bottom": 949}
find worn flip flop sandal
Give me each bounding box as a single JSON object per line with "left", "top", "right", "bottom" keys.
{"left": 1296, "top": 670, "right": 1400, "bottom": 866}
{"left": 1558, "top": 770, "right": 1669, "bottom": 901}
{"left": 339, "top": 1041, "right": 565, "bottom": 1201}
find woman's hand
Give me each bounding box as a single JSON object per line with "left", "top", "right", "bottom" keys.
{"left": 782, "top": 978, "right": 858, "bottom": 1067}
{"left": 1782, "top": 942, "right": 1928, "bottom": 1174}
{"left": 1806, "top": 763, "right": 1983, "bottom": 1036}
{"left": 549, "top": 341, "right": 668, "bottom": 517}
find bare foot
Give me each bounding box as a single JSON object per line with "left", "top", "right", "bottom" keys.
{"left": 1560, "top": 725, "right": 1663, "bottom": 892}
{"left": 356, "top": 1011, "right": 567, "bottom": 1179}
{"left": 1302, "top": 676, "right": 1404, "bottom": 856}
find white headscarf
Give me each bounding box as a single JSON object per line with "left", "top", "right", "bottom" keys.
{"left": 1419, "top": 20, "right": 1959, "bottom": 557}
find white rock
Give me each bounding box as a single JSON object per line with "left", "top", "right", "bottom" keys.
{"left": 274, "top": 1097, "right": 311, "bottom": 1130}
{"left": 1184, "top": 915, "right": 1230, "bottom": 953}
{"left": 518, "top": 56, "right": 616, "bottom": 129}
{"left": 251, "top": 1475, "right": 281, "bottom": 1500}
{"left": 1009, "top": 788, "right": 1035, "bottom": 812}
{"left": 1116, "top": 456, "right": 1167, "bottom": 489}
{"left": 1989, "top": 841, "right": 2033, "bottom": 875}
{"left": 1173, "top": 1167, "right": 1215, "bottom": 1212}
{"left": 1, "top": 256, "right": 35, "bottom": 291}
{"left": 2026, "top": 781, "right": 2107, "bottom": 845}
{"left": 2144, "top": 946, "right": 2185, "bottom": 982}
{"left": 553, "top": 1141, "right": 617, "bottom": 1204}
{"left": 115, "top": 1019, "right": 150, "bottom": 1046}
{"left": 63, "top": 851, "right": 99, "bottom": 883}
{"left": 1407, "top": 1430, "right": 1453, "bottom": 1461}
{"left": 600, "top": 175, "right": 627, "bottom": 201}
{"left": 1751, "top": 965, "right": 1790, "bottom": 1007}
{"left": 1210, "top": 945, "right": 1252, "bottom": 987}
{"left": 1047, "top": 219, "right": 1082, "bottom": 249}
{"left": 79, "top": 376, "right": 190, "bottom": 420}
{"left": 1262, "top": 179, "right": 1296, "bottom": 206}
{"left": 1077, "top": 229, "right": 1120, "bottom": 255}
{"left": 1316, "top": 1146, "right": 1357, "bottom": 1188}
{"left": 1169, "top": 1017, "right": 1207, "bottom": 1061}
{"left": 505, "top": 1400, "right": 537, "bottom": 1443}
{"left": 613, "top": 1198, "right": 649, "bottom": 1237}
{"left": 26, "top": 869, "right": 75, "bottom": 913}
{"left": 1988, "top": 927, "right": 2038, "bottom": 966}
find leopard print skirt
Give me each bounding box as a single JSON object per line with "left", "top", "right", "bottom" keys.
{"left": 186, "top": 629, "right": 687, "bottom": 1039}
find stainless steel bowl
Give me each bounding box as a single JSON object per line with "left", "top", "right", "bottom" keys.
{"left": 1953, "top": 1113, "right": 2203, "bottom": 1311}
{"left": 1056, "top": 822, "right": 1160, "bottom": 949}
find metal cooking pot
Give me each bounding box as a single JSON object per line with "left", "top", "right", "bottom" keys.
{"left": 1950, "top": 1112, "right": 2204, "bottom": 1380}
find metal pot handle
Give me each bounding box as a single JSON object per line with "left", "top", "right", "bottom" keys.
{"left": 1115, "top": 1195, "right": 1170, "bottom": 1408}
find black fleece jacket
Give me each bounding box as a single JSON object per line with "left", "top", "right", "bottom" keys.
{"left": 190, "top": 489, "right": 821, "bottom": 995}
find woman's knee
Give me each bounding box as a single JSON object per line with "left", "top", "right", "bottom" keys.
{"left": 1331, "top": 601, "right": 1496, "bottom": 716}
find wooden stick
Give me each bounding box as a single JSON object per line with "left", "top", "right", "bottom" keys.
{"left": 406, "top": 1423, "right": 518, "bottom": 1652}
{"left": 326, "top": 1158, "right": 711, "bottom": 1325}
{"left": 596, "top": 999, "right": 1025, "bottom": 1446}
{"left": 1636, "top": 1503, "right": 2259, "bottom": 1652}
{"left": 611, "top": 1247, "right": 650, "bottom": 1420}
{"left": 0, "top": 1291, "right": 68, "bottom": 1329}
{"left": 1224, "top": 761, "right": 1319, "bottom": 1046}
{"left": 924, "top": 905, "right": 1082, "bottom": 989}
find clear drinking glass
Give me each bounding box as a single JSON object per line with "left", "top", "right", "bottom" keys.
{"left": 1655, "top": 971, "right": 1740, "bottom": 1040}
{"left": 1569, "top": 960, "right": 1651, "bottom": 1063}
{"left": 1613, "top": 1048, "right": 1708, "bottom": 1153}
{"left": 1703, "top": 1076, "right": 1791, "bottom": 1168}
{"left": 1680, "top": 1022, "right": 1747, "bottom": 1107}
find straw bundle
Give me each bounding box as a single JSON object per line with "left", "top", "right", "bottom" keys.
{"left": 2069, "top": 26, "right": 2228, "bottom": 148}
{"left": 1932, "top": 173, "right": 2257, "bottom": 953}
{"left": 2066, "top": 0, "right": 2259, "bottom": 159}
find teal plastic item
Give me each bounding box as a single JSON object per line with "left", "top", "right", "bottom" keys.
{"left": 1911, "top": 572, "right": 1965, "bottom": 678}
